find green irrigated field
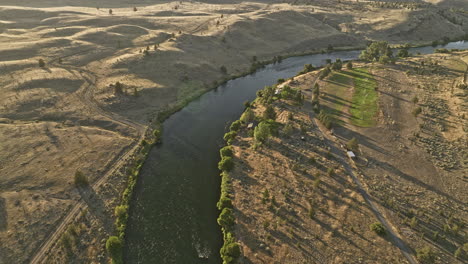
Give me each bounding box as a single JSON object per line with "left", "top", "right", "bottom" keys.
{"left": 348, "top": 68, "right": 378, "bottom": 127}
{"left": 322, "top": 68, "right": 378, "bottom": 127}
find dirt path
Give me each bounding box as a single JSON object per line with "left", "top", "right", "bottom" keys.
{"left": 29, "top": 58, "right": 147, "bottom": 264}
{"left": 302, "top": 77, "right": 418, "bottom": 264}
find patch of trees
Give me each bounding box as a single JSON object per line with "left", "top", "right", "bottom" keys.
{"left": 280, "top": 85, "right": 304, "bottom": 104}
{"left": 359, "top": 41, "right": 394, "bottom": 64}
{"left": 331, "top": 59, "right": 342, "bottom": 71}
{"left": 218, "top": 128, "right": 241, "bottom": 263}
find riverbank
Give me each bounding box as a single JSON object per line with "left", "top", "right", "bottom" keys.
{"left": 2, "top": 0, "right": 468, "bottom": 262}
{"left": 221, "top": 51, "right": 468, "bottom": 263}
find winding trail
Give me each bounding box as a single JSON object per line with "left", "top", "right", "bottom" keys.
{"left": 302, "top": 75, "right": 418, "bottom": 264}
{"left": 29, "top": 55, "right": 146, "bottom": 264}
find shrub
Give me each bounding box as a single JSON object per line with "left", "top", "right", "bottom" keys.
{"left": 220, "top": 65, "right": 227, "bottom": 74}
{"left": 153, "top": 129, "right": 162, "bottom": 142}
{"left": 220, "top": 146, "right": 233, "bottom": 158}
{"left": 331, "top": 59, "right": 342, "bottom": 71}
{"left": 114, "top": 81, "right": 124, "bottom": 94}
{"left": 435, "top": 48, "right": 450, "bottom": 54}
{"left": 277, "top": 78, "right": 285, "bottom": 84}
{"left": 346, "top": 61, "right": 353, "bottom": 69}
{"left": 133, "top": 7, "right": 137, "bottom": 11}
{"left": 106, "top": 236, "right": 123, "bottom": 264}
{"left": 223, "top": 131, "right": 237, "bottom": 144}
{"left": 38, "top": 59, "right": 45, "bottom": 68}
{"left": 243, "top": 100, "right": 251, "bottom": 108}
{"left": 74, "top": 170, "right": 89, "bottom": 187}
{"left": 413, "top": 107, "right": 422, "bottom": 116}
{"left": 109, "top": 9, "right": 113, "bottom": 15}
{"left": 218, "top": 157, "right": 234, "bottom": 171}
{"left": 369, "top": 222, "right": 386, "bottom": 236}
{"left": 397, "top": 48, "right": 410, "bottom": 58}
{"left": 410, "top": 216, "right": 418, "bottom": 228}
{"left": 230, "top": 120, "right": 242, "bottom": 131}
{"left": 317, "top": 110, "right": 333, "bottom": 129}
{"left": 220, "top": 241, "right": 241, "bottom": 264}
{"left": 282, "top": 123, "right": 293, "bottom": 137}
{"left": 379, "top": 55, "right": 391, "bottom": 64}
{"left": 416, "top": 246, "right": 435, "bottom": 263}
{"left": 217, "top": 195, "right": 232, "bottom": 210}
{"left": 263, "top": 105, "right": 276, "bottom": 120}
{"left": 298, "top": 64, "right": 315, "bottom": 75}
{"left": 254, "top": 121, "right": 272, "bottom": 143}
{"left": 319, "top": 67, "right": 331, "bottom": 80}
{"left": 309, "top": 206, "right": 315, "bottom": 219}
{"left": 217, "top": 208, "right": 235, "bottom": 228}
{"left": 412, "top": 96, "right": 418, "bottom": 104}
{"left": 346, "top": 137, "right": 359, "bottom": 152}
{"left": 240, "top": 108, "right": 255, "bottom": 123}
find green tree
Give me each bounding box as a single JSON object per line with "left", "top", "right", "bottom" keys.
{"left": 38, "top": 59, "right": 45, "bottom": 68}
{"left": 254, "top": 122, "right": 272, "bottom": 143}
{"left": 230, "top": 120, "right": 242, "bottom": 131}
{"left": 220, "top": 146, "right": 233, "bottom": 158}
{"left": 369, "top": 222, "right": 386, "bottom": 236}
{"left": 346, "top": 61, "right": 353, "bottom": 69}
{"left": 220, "top": 242, "right": 241, "bottom": 264}
{"left": 106, "top": 236, "right": 123, "bottom": 264}
{"left": 240, "top": 108, "right": 255, "bottom": 123}
{"left": 223, "top": 131, "right": 237, "bottom": 144}
{"left": 217, "top": 208, "right": 235, "bottom": 228}
{"left": 218, "top": 157, "right": 234, "bottom": 171}
{"left": 263, "top": 105, "right": 276, "bottom": 120}
{"left": 332, "top": 59, "right": 342, "bottom": 71}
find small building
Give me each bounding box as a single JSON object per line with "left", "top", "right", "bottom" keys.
{"left": 247, "top": 123, "right": 255, "bottom": 129}
{"left": 347, "top": 151, "right": 356, "bottom": 159}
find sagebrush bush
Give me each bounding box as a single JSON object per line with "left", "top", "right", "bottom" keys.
{"left": 416, "top": 246, "right": 435, "bottom": 263}
{"left": 74, "top": 170, "right": 89, "bottom": 187}
{"left": 370, "top": 222, "right": 386, "bottom": 236}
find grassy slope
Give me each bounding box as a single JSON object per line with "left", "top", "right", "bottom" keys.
{"left": 321, "top": 71, "right": 353, "bottom": 124}
{"left": 349, "top": 68, "right": 378, "bottom": 127}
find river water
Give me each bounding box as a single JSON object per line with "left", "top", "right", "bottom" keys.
{"left": 124, "top": 41, "right": 467, "bottom": 264}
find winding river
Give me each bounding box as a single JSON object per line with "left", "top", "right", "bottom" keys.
{"left": 124, "top": 41, "right": 468, "bottom": 263}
